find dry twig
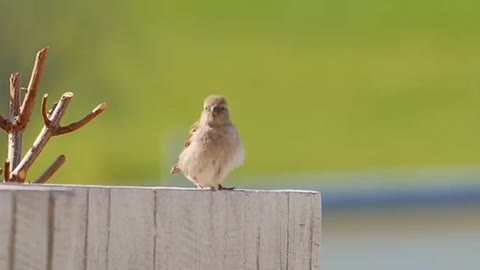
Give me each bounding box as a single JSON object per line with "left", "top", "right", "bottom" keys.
{"left": 4, "top": 160, "right": 11, "bottom": 182}
{"left": 17, "top": 48, "right": 48, "bottom": 130}
{"left": 10, "top": 92, "right": 72, "bottom": 181}
{"left": 10, "top": 92, "right": 107, "bottom": 182}
{"left": 56, "top": 102, "right": 108, "bottom": 135}
{"left": 0, "top": 115, "right": 10, "bottom": 132}
{"left": 34, "top": 155, "right": 66, "bottom": 184}
{"left": 2, "top": 47, "right": 107, "bottom": 183}
{"left": 8, "top": 73, "right": 23, "bottom": 168}
{"left": 41, "top": 94, "right": 51, "bottom": 127}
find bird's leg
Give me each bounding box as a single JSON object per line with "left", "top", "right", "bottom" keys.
{"left": 193, "top": 177, "right": 204, "bottom": 189}
{"left": 193, "top": 177, "right": 215, "bottom": 190}
{"left": 218, "top": 184, "right": 235, "bottom": 190}
{"left": 198, "top": 185, "right": 215, "bottom": 191}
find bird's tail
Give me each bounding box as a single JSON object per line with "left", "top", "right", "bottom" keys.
{"left": 170, "top": 164, "right": 181, "bottom": 174}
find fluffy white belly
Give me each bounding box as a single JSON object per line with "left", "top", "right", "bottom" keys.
{"left": 179, "top": 149, "right": 218, "bottom": 187}
{"left": 178, "top": 141, "right": 244, "bottom": 187}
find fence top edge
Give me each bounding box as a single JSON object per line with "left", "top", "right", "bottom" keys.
{"left": 0, "top": 183, "right": 73, "bottom": 194}
{"left": 31, "top": 183, "right": 321, "bottom": 194}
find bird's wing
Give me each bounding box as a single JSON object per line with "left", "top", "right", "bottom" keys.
{"left": 184, "top": 121, "right": 199, "bottom": 148}
{"left": 170, "top": 121, "right": 199, "bottom": 174}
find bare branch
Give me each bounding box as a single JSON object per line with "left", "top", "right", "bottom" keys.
{"left": 47, "top": 101, "right": 57, "bottom": 118}
{"left": 0, "top": 115, "right": 11, "bottom": 132}
{"left": 34, "top": 155, "right": 66, "bottom": 184}
{"left": 9, "top": 73, "right": 22, "bottom": 116}
{"left": 10, "top": 92, "right": 73, "bottom": 181}
{"left": 4, "top": 160, "right": 10, "bottom": 182}
{"left": 2, "top": 49, "right": 108, "bottom": 183}
{"left": 41, "top": 94, "right": 51, "bottom": 126}
{"left": 17, "top": 47, "right": 49, "bottom": 130}
{"left": 56, "top": 102, "right": 108, "bottom": 135}
{"left": 18, "top": 170, "right": 27, "bottom": 182}
{"left": 8, "top": 73, "right": 23, "bottom": 170}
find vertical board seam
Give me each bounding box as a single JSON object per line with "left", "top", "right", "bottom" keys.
{"left": 47, "top": 192, "right": 55, "bottom": 270}
{"left": 153, "top": 189, "right": 157, "bottom": 270}
{"left": 285, "top": 193, "right": 290, "bottom": 270}
{"left": 256, "top": 196, "right": 262, "bottom": 270}
{"left": 8, "top": 192, "right": 17, "bottom": 270}
{"left": 309, "top": 195, "right": 314, "bottom": 270}
{"left": 83, "top": 188, "right": 90, "bottom": 270}
{"left": 105, "top": 188, "right": 111, "bottom": 270}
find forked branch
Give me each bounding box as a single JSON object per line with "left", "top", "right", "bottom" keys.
{"left": 8, "top": 73, "right": 23, "bottom": 168}
{"left": 17, "top": 48, "right": 48, "bottom": 130}
{"left": 2, "top": 47, "right": 107, "bottom": 183}
{"left": 10, "top": 92, "right": 107, "bottom": 181}
{"left": 56, "top": 102, "right": 107, "bottom": 135}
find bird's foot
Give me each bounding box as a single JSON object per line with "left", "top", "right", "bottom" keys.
{"left": 218, "top": 184, "right": 235, "bottom": 190}
{"left": 196, "top": 184, "right": 215, "bottom": 191}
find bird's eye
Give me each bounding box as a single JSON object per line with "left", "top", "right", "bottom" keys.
{"left": 204, "top": 107, "right": 208, "bottom": 111}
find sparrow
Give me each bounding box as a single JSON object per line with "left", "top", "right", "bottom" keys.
{"left": 170, "top": 95, "right": 245, "bottom": 190}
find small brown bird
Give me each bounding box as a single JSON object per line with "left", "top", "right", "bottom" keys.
{"left": 170, "top": 95, "right": 245, "bottom": 190}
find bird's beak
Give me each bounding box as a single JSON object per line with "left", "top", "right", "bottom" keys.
{"left": 212, "top": 105, "right": 221, "bottom": 113}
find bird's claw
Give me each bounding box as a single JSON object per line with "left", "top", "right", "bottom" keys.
{"left": 218, "top": 184, "right": 235, "bottom": 190}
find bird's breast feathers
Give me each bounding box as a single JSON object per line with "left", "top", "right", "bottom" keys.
{"left": 190, "top": 125, "right": 244, "bottom": 166}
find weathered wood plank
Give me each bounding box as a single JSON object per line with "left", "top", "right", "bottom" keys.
{"left": 287, "top": 192, "right": 322, "bottom": 270}
{"left": 0, "top": 185, "right": 75, "bottom": 270}
{"left": 69, "top": 186, "right": 88, "bottom": 270}
{"left": 311, "top": 193, "right": 322, "bottom": 270}
{"left": 51, "top": 189, "right": 76, "bottom": 270}
{"left": 240, "top": 192, "right": 262, "bottom": 270}
{"left": 154, "top": 189, "right": 319, "bottom": 270}
{"left": 0, "top": 190, "right": 14, "bottom": 269}
{"left": 107, "top": 187, "right": 155, "bottom": 270}
{"left": 14, "top": 189, "right": 50, "bottom": 270}
{"left": 155, "top": 189, "right": 199, "bottom": 270}
{"left": 1, "top": 185, "right": 321, "bottom": 270}
{"left": 257, "top": 192, "right": 289, "bottom": 270}
{"left": 86, "top": 187, "right": 110, "bottom": 270}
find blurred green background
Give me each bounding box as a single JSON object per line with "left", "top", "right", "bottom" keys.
{"left": 0, "top": 0, "right": 479, "bottom": 185}
{"left": 2, "top": 1, "right": 480, "bottom": 269}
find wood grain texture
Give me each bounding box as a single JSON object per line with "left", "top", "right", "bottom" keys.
{"left": 50, "top": 190, "right": 76, "bottom": 270}
{"left": 154, "top": 189, "right": 319, "bottom": 270}
{"left": 1, "top": 185, "right": 321, "bottom": 270}
{"left": 107, "top": 187, "right": 155, "bottom": 270}
{"left": 0, "top": 185, "right": 75, "bottom": 270}
{"left": 69, "top": 187, "right": 88, "bottom": 270}
{"left": 310, "top": 193, "right": 322, "bottom": 270}
{"left": 14, "top": 189, "right": 50, "bottom": 270}
{"left": 287, "top": 192, "right": 322, "bottom": 270}
{"left": 86, "top": 187, "right": 110, "bottom": 270}
{"left": 0, "top": 190, "right": 14, "bottom": 269}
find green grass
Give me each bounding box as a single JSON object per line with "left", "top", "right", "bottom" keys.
{"left": 0, "top": 0, "right": 479, "bottom": 185}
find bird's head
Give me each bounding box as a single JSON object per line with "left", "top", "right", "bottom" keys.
{"left": 201, "top": 95, "right": 231, "bottom": 126}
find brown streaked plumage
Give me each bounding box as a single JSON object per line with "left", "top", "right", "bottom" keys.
{"left": 170, "top": 95, "right": 245, "bottom": 190}
{"left": 170, "top": 121, "right": 198, "bottom": 174}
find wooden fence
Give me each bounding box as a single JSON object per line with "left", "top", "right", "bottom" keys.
{"left": 0, "top": 184, "right": 321, "bottom": 270}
